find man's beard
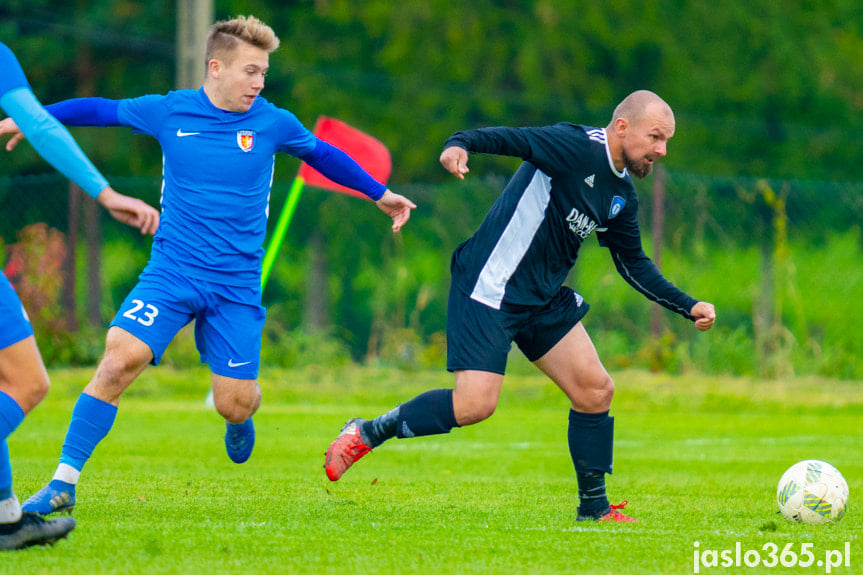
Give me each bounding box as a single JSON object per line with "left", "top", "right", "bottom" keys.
{"left": 623, "top": 149, "right": 653, "bottom": 179}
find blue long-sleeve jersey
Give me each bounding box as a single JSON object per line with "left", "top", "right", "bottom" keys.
{"left": 45, "top": 89, "right": 388, "bottom": 287}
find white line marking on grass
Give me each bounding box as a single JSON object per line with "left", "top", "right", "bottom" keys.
{"left": 386, "top": 441, "right": 555, "bottom": 452}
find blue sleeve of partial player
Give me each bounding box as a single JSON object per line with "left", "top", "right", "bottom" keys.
{"left": 0, "top": 42, "right": 31, "bottom": 97}
{"left": 0, "top": 87, "right": 109, "bottom": 198}
{"left": 300, "top": 139, "right": 387, "bottom": 201}
{"left": 44, "top": 97, "right": 121, "bottom": 127}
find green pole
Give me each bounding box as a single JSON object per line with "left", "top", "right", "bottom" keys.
{"left": 261, "top": 176, "right": 306, "bottom": 289}
{"left": 206, "top": 176, "right": 306, "bottom": 406}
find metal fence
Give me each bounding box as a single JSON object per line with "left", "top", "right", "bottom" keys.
{"left": 2, "top": 169, "right": 862, "bottom": 376}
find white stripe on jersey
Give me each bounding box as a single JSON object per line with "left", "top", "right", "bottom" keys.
{"left": 586, "top": 128, "right": 606, "bottom": 144}
{"left": 470, "top": 169, "right": 552, "bottom": 310}
{"left": 587, "top": 127, "right": 626, "bottom": 178}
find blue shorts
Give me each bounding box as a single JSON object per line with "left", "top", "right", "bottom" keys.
{"left": 110, "top": 266, "right": 266, "bottom": 379}
{"left": 0, "top": 272, "right": 33, "bottom": 350}
{"left": 446, "top": 283, "right": 590, "bottom": 375}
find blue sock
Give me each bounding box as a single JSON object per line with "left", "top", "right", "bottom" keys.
{"left": 568, "top": 409, "right": 614, "bottom": 517}
{"left": 396, "top": 389, "right": 459, "bottom": 439}
{"left": 0, "top": 391, "right": 25, "bottom": 499}
{"left": 0, "top": 441, "right": 11, "bottom": 501}
{"left": 59, "top": 393, "right": 118, "bottom": 471}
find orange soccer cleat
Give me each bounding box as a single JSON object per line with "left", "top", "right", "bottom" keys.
{"left": 324, "top": 418, "right": 372, "bottom": 481}
{"left": 598, "top": 500, "right": 638, "bottom": 523}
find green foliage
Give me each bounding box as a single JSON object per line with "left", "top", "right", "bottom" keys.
{"left": 571, "top": 222, "right": 863, "bottom": 379}
{"left": 1, "top": 223, "right": 104, "bottom": 365}
{"left": 97, "top": 236, "right": 151, "bottom": 317}
{"left": 5, "top": 2, "right": 863, "bottom": 182}
{"left": 157, "top": 324, "right": 200, "bottom": 370}
{"left": 785, "top": 229, "right": 863, "bottom": 379}
{"left": 5, "top": 178, "right": 861, "bottom": 378}
{"left": 4, "top": 3, "right": 863, "bottom": 378}
{"left": 35, "top": 324, "right": 104, "bottom": 367}
{"left": 261, "top": 305, "right": 353, "bottom": 369}
{"left": 6, "top": 367, "right": 860, "bottom": 574}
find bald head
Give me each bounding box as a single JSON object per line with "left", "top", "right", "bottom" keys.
{"left": 606, "top": 90, "right": 675, "bottom": 178}
{"left": 611, "top": 90, "right": 673, "bottom": 128}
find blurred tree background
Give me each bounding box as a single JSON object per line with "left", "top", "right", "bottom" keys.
{"left": 0, "top": 0, "right": 861, "bottom": 378}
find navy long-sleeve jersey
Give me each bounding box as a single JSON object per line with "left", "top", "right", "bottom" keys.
{"left": 445, "top": 122, "right": 698, "bottom": 320}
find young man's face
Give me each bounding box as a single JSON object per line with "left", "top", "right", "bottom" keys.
{"left": 209, "top": 42, "right": 269, "bottom": 113}
{"left": 619, "top": 102, "right": 675, "bottom": 179}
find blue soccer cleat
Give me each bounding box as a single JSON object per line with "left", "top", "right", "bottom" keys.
{"left": 21, "top": 480, "right": 76, "bottom": 516}
{"left": 225, "top": 418, "right": 255, "bottom": 464}
{"left": 0, "top": 512, "right": 76, "bottom": 550}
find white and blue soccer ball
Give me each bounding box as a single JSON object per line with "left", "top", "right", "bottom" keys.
{"left": 777, "top": 460, "right": 849, "bottom": 524}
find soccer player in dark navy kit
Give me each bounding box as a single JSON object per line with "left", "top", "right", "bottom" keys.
{"left": 0, "top": 42, "right": 158, "bottom": 548}
{"left": 325, "top": 90, "right": 716, "bottom": 522}
{"left": 0, "top": 16, "right": 416, "bottom": 516}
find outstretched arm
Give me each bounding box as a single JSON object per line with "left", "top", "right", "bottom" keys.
{"left": 608, "top": 244, "right": 713, "bottom": 327}
{"left": 0, "top": 89, "right": 112, "bottom": 197}
{"left": 301, "top": 139, "right": 416, "bottom": 232}
{"left": 0, "top": 96, "right": 122, "bottom": 152}
{"left": 598, "top": 197, "right": 712, "bottom": 328}
{"left": 441, "top": 123, "right": 583, "bottom": 177}
{"left": 0, "top": 88, "right": 158, "bottom": 235}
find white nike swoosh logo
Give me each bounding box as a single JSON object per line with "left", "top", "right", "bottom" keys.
{"left": 176, "top": 129, "right": 201, "bottom": 137}
{"left": 228, "top": 359, "right": 252, "bottom": 368}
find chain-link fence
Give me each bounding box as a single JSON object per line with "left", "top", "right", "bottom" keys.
{"left": 2, "top": 169, "right": 861, "bottom": 377}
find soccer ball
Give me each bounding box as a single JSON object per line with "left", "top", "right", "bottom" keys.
{"left": 776, "top": 460, "right": 848, "bottom": 524}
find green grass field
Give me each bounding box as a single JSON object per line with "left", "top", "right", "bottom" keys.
{"left": 4, "top": 366, "right": 860, "bottom": 574}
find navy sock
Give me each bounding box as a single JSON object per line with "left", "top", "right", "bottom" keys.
{"left": 568, "top": 409, "right": 614, "bottom": 517}
{"left": 395, "top": 389, "right": 459, "bottom": 439}
{"left": 361, "top": 406, "right": 400, "bottom": 448}
{"left": 576, "top": 470, "right": 609, "bottom": 517}
{"left": 59, "top": 393, "right": 118, "bottom": 471}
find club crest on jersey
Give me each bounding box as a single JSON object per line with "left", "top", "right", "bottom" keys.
{"left": 609, "top": 196, "right": 626, "bottom": 218}
{"left": 566, "top": 207, "right": 598, "bottom": 239}
{"left": 236, "top": 130, "right": 255, "bottom": 152}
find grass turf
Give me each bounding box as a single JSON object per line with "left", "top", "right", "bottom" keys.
{"left": 4, "top": 366, "right": 860, "bottom": 574}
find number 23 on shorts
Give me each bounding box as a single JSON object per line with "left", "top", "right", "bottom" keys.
{"left": 123, "top": 299, "right": 159, "bottom": 326}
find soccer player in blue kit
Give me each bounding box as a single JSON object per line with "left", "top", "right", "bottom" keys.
{"left": 325, "top": 90, "right": 716, "bottom": 522}
{"left": 0, "top": 42, "right": 159, "bottom": 548}
{"left": 0, "top": 15, "right": 416, "bottom": 516}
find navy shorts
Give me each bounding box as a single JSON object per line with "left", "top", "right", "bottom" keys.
{"left": 110, "top": 265, "right": 266, "bottom": 379}
{"left": 0, "top": 272, "right": 33, "bottom": 349}
{"left": 446, "top": 283, "right": 590, "bottom": 375}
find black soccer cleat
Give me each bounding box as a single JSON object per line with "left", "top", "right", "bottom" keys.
{"left": 0, "top": 512, "right": 76, "bottom": 550}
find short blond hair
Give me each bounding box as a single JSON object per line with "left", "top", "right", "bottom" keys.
{"left": 205, "top": 15, "right": 280, "bottom": 64}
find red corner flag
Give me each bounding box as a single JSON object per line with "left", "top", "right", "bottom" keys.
{"left": 262, "top": 117, "right": 392, "bottom": 289}
{"left": 297, "top": 117, "right": 392, "bottom": 199}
